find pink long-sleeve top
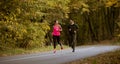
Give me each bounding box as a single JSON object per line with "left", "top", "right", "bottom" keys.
{"left": 52, "top": 25, "right": 62, "bottom": 36}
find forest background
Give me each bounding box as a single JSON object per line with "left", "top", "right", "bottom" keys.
{"left": 0, "top": 0, "right": 120, "bottom": 53}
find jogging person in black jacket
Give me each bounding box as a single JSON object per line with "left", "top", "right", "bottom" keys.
{"left": 68, "top": 19, "right": 78, "bottom": 52}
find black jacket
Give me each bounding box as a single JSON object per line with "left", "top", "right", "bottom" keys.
{"left": 68, "top": 24, "right": 78, "bottom": 34}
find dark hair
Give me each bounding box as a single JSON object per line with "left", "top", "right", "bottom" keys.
{"left": 54, "top": 20, "right": 58, "bottom": 23}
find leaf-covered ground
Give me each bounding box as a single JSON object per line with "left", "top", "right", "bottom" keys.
{"left": 66, "top": 49, "right": 120, "bottom": 64}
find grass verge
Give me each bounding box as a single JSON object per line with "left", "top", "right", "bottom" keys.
{"left": 0, "top": 45, "right": 68, "bottom": 57}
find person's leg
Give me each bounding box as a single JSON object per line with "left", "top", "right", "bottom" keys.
{"left": 56, "top": 36, "right": 63, "bottom": 49}
{"left": 53, "top": 36, "right": 57, "bottom": 53}
{"left": 57, "top": 36, "right": 62, "bottom": 46}
{"left": 68, "top": 34, "right": 72, "bottom": 47}
{"left": 72, "top": 33, "right": 76, "bottom": 52}
{"left": 69, "top": 34, "right": 74, "bottom": 52}
{"left": 68, "top": 33, "right": 76, "bottom": 52}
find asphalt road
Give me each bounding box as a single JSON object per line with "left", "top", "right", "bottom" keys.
{"left": 0, "top": 45, "right": 120, "bottom": 64}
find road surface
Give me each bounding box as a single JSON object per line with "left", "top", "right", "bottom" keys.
{"left": 0, "top": 45, "right": 120, "bottom": 64}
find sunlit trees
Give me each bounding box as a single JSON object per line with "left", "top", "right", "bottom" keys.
{"left": 0, "top": 0, "right": 120, "bottom": 49}
{"left": 67, "top": 0, "right": 120, "bottom": 44}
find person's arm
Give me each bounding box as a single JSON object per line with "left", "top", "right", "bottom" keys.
{"left": 68, "top": 25, "right": 71, "bottom": 31}
{"left": 59, "top": 25, "right": 62, "bottom": 31}
{"left": 75, "top": 24, "right": 79, "bottom": 30}
{"left": 74, "top": 24, "right": 79, "bottom": 33}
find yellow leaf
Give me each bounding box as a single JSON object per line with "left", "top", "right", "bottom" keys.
{"left": 82, "top": 8, "right": 90, "bottom": 13}
{"left": 16, "top": 8, "right": 21, "bottom": 14}
{"left": 106, "top": 0, "right": 118, "bottom": 7}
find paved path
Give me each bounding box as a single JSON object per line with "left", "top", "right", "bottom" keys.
{"left": 0, "top": 45, "right": 120, "bottom": 64}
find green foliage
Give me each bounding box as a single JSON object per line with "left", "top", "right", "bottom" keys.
{"left": 0, "top": 20, "right": 50, "bottom": 49}
{"left": 0, "top": 0, "right": 51, "bottom": 49}
{"left": 18, "top": 0, "right": 70, "bottom": 22}
{"left": 0, "top": 0, "right": 21, "bottom": 21}
{"left": 66, "top": 0, "right": 120, "bottom": 45}
{"left": 0, "top": 0, "right": 120, "bottom": 50}
{"left": 105, "top": 0, "right": 118, "bottom": 7}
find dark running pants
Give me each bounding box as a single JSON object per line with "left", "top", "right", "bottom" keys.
{"left": 53, "top": 35, "right": 62, "bottom": 49}
{"left": 69, "top": 33, "right": 76, "bottom": 52}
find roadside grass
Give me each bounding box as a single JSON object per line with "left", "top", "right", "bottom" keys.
{"left": 0, "top": 40, "right": 119, "bottom": 57}
{"left": 0, "top": 45, "right": 69, "bottom": 57}
{"left": 65, "top": 40, "right": 120, "bottom": 64}
{"left": 66, "top": 49, "right": 120, "bottom": 64}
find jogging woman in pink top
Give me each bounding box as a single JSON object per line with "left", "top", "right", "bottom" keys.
{"left": 52, "top": 20, "right": 63, "bottom": 53}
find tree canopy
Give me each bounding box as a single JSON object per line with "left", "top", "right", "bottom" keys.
{"left": 0, "top": 0, "right": 120, "bottom": 49}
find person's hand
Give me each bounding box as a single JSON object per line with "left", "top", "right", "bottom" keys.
{"left": 69, "top": 29, "right": 71, "bottom": 31}
{"left": 74, "top": 31, "right": 76, "bottom": 33}
{"left": 60, "top": 29, "right": 62, "bottom": 31}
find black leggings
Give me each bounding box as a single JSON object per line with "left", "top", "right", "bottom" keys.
{"left": 53, "top": 35, "right": 62, "bottom": 49}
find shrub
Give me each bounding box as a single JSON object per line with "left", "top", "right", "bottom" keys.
{"left": 0, "top": 20, "right": 50, "bottom": 49}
